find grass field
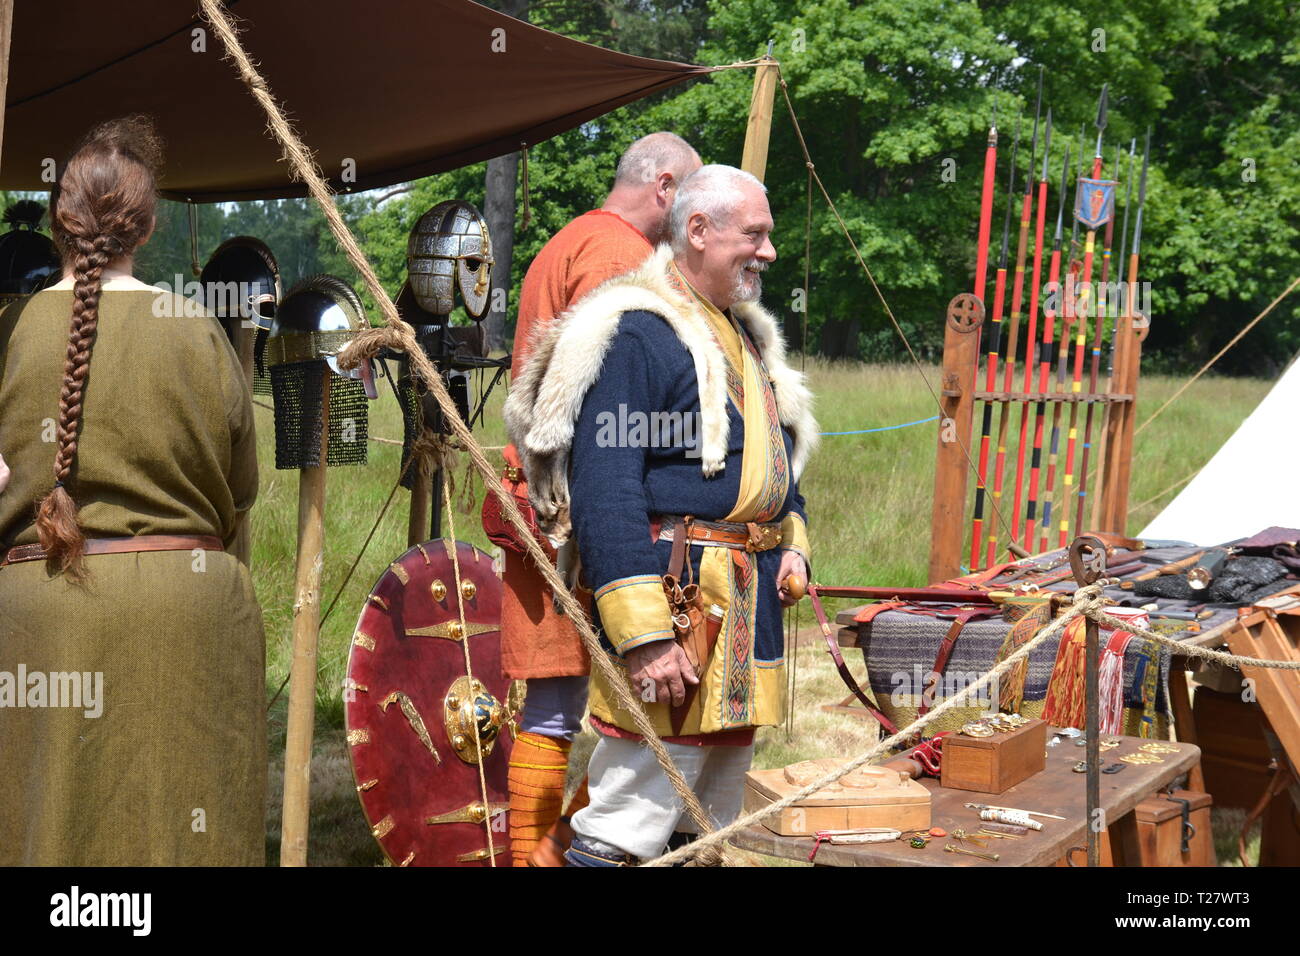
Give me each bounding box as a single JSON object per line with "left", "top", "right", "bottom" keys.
{"left": 252, "top": 359, "right": 1273, "bottom": 865}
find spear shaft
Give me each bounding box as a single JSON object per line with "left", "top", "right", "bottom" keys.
{"left": 1039, "top": 152, "right": 1081, "bottom": 553}
{"left": 969, "top": 113, "right": 1020, "bottom": 569}
{"left": 1011, "top": 102, "right": 1050, "bottom": 551}
{"left": 988, "top": 85, "right": 1041, "bottom": 566}
{"left": 1023, "top": 140, "right": 1068, "bottom": 551}
{"left": 1059, "top": 88, "right": 1108, "bottom": 544}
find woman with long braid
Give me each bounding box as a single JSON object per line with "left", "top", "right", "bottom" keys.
{"left": 0, "top": 118, "right": 266, "bottom": 865}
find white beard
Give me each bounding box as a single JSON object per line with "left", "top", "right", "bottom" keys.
{"left": 730, "top": 262, "right": 765, "bottom": 303}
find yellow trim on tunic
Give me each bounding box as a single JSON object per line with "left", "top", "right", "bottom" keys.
{"left": 593, "top": 575, "right": 675, "bottom": 655}
{"left": 781, "top": 512, "right": 811, "bottom": 563}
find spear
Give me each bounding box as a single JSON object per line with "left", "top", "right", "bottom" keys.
{"left": 1073, "top": 86, "right": 1113, "bottom": 532}
{"left": 1038, "top": 149, "right": 1082, "bottom": 553}
{"left": 1011, "top": 96, "right": 1051, "bottom": 552}
{"left": 1103, "top": 128, "right": 1151, "bottom": 528}
{"left": 1088, "top": 138, "right": 1137, "bottom": 530}
{"left": 1023, "top": 143, "right": 1070, "bottom": 550}
{"left": 990, "top": 69, "right": 1043, "bottom": 566}
{"left": 1062, "top": 85, "right": 1110, "bottom": 542}
{"left": 973, "top": 100, "right": 1000, "bottom": 304}
{"left": 969, "top": 112, "right": 1020, "bottom": 570}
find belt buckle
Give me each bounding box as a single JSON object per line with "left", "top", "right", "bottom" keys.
{"left": 503, "top": 465, "right": 521, "bottom": 483}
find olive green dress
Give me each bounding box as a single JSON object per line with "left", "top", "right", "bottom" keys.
{"left": 0, "top": 287, "right": 266, "bottom": 865}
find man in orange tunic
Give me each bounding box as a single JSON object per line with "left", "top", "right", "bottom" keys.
{"left": 499, "top": 132, "right": 700, "bottom": 865}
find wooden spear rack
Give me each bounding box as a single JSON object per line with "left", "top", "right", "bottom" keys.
{"left": 928, "top": 116, "right": 1152, "bottom": 584}
{"left": 928, "top": 287, "right": 1147, "bottom": 583}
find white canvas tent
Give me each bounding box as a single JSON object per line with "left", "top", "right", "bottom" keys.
{"left": 1139, "top": 355, "right": 1300, "bottom": 544}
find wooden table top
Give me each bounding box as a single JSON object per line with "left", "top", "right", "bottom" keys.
{"left": 731, "top": 734, "right": 1201, "bottom": 867}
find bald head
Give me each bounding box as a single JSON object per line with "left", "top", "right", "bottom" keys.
{"left": 614, "top": 132, "right": 700, "bottom": 188}
{"left": 602, "top": 132, "right": 701, "bottom": 245}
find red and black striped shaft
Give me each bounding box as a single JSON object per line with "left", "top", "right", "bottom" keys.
{"left": 1023, "top": 144, "right": 1071, "bottom": 551}
{"left": 969, "top": 113, "right": 1020, "bottom": 570}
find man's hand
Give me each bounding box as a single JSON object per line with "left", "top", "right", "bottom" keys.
{"left": 625, "top": 639, "right": 698, "bottom": 707}
{"left": 0, "top": 452, "right": 9, "bottom": 495}
{"left": 777, "top": 551, "right": 808, "bottom": 607}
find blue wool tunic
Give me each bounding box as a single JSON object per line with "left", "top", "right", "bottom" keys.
{"left": 569, "top": 308, "right": 807, "bottom": 714}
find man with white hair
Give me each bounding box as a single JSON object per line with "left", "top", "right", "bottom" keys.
{"left": 504, "top": 165, "right": 818, "bottom": 865}
{"left": 494, "top": 131, "right": 700, "bottom": 866}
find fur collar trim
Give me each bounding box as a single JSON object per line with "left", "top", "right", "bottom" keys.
{"left": 503, "top": 244, "right": 818, "bottom": 540}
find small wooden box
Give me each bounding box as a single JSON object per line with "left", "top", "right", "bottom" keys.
{"left": 1128, "top": 789, "right": 1216, "bottom": 866}
{"left": 744, "top": 763, "right": 931, "bottom": 837}
{"left": 1059, "top": 789, "right": 1217, "bottom": 867}
{"left": 940, "top": 718, "right": 1047, "bottom": 794}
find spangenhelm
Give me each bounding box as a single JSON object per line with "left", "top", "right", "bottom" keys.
{"left": 199, "top": 235, "right": 280, "bottom": 332}
{"left": 406, "top": 200, "right": 493, "bottom": 318}
{"left": 0, "top": 200, "right": 59, "bottom": 304}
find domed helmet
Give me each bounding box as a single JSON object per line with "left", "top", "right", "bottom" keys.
{"left": 406, "top": 200, "right": 493, "bottom": 319}
{"left": 199, "top": 235, "right": 279, "bottom": 333}
{"left": 266, "top": 275, "right": 373, "bottom": 469}
{"left": 0, "top": 200, "right": 60, "bottom": 303}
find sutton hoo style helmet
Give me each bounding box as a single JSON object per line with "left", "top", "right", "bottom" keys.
{"left": 406, "top": 200, "right": 493, "bottom": 319}
{"left": 199, "top": 235, "right": 280, "bottom": 332}
{"left": 0, "top": 200, "right": 59, "bottom": 303}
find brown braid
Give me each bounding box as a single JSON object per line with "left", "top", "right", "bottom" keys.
{"left": 35, "top": 116, "right": 164, "bottom": 579}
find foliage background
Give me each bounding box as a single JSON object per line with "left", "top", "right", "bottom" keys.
{"left": 8, "top": 0, "right": 1294, "bottom": 373}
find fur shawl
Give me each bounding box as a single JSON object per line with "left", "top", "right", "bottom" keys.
{"left": 503, "top": 244, "right": 819, "bottom": 541}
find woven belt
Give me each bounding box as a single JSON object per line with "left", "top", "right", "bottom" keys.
{"left": 1, "top": 534, "right": 225, "bottom": 567}
{"left": 651, "top": 515, "right": 782, "bottom": 553}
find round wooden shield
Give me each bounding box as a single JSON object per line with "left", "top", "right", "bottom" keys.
{"left": 344, "top": 539, "right": 516, "bottom": 867}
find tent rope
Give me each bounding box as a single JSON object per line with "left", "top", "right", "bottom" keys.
{"left": 198, "top": 0, "right": 726, "bottom": 863}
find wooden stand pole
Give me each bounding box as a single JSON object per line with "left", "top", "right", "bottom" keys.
{"left": 407, "top": 465, "right": 431, "bottom": 547}
{"left": 740, "top": 54, "right": 778, "bottom": 182}
{"left": 280, "top": 374, "right": 331, "bottom": 866}
{"left": 928, "top": 317, "right": 980, "bottom": 583}
{"left": 0, "top": 1, "right": 13, "bottom": 167}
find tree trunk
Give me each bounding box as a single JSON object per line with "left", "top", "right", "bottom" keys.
{"left": 480, "top": 0, "right": 529, "bottom": 354}
{"left": 483, "top": 151, "right": 519, "bottom": 354}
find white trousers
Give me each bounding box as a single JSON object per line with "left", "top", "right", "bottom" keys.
{"left": 571, "top": 735, "right": 754, "bottom": 860}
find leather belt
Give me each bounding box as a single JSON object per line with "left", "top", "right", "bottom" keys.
{"left": 1, "top": 534, "right": 225, "bottom": 567}
{"left": 650, "top": 515, "right": 782, "bottom": 553}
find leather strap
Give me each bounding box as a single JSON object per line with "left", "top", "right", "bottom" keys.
{"left": 918, "top": 606, "right": 998, "bottom": 716}
{"left": 807, "top": 583, "right": 900, "bottom": 736}
{"left": 652, "top": 514, "right": 782, "bottom": 552}
{"left": 2, "top": 534, "right": 224, "bottom": 567}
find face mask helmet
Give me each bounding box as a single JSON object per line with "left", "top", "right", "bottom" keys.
{"left": 406, "top": 200, "right": 493, "bottom": 318}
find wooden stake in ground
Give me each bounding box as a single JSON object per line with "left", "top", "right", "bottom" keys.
{"left": 281, "top": 372, "right": 330, "bottom": 867}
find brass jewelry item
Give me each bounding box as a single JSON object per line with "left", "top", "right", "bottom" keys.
{"left": 1139, "top": 742, "right": 1180, "bottom": 754}
{"left": 961, "top": 722, "right": 996, "bottom": 738}
{"left": 951, "top": 828, "right": 989, "bottom": 847}
{"left": 1120, "top": 752, "right": 1162, "bottom": 765}
{"left": 945, "top": 843, "right": 1000, "bottom": 862}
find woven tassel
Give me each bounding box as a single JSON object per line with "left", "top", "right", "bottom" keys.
{"left": 1042, "top": 618, "right": 1088, "bottom": 728}
{"left": 1097, "top": 632, "right": 1133, "bottom": 735}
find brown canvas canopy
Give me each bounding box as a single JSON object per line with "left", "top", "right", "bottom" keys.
{"left": 1, "top": 0, "right": 709, "bottom": 201}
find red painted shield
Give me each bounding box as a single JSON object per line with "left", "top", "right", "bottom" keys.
{"left": 344, "top": 539, "right": 516, "bottom": 866}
